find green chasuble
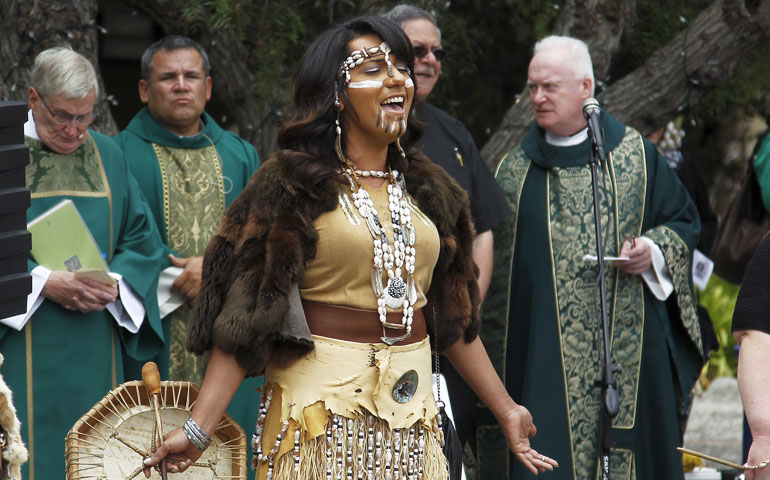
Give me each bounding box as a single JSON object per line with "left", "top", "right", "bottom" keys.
{"left": 479, "top": 113, "right": 704, "bottom": 480}
{"left": 115, "top": 107, "right": 261, "bottom": 477}
{"left": 0, "top": 131, "right": 165, "bottom": 480}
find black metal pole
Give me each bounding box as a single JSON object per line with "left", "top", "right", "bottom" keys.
{"left": 587, "top": 127, "right": 619, "bottom": 480}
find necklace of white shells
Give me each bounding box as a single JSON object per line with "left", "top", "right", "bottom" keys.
{"left": 339, "top": 162, "right": 418, "bottom": 345}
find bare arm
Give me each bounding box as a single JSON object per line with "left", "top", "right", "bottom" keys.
{"left": 144, "top": 347, "right": 246, "bottom": 475}
{"left": 734, "top": 329, "right": 770, "bottom": 478}
{"left": 473, "top": 230, "right": 494, "bottom": 300}
{"left": 444, "top": 336, "right": 558, "bottom": 474}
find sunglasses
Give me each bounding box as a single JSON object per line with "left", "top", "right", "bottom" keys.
{"left": 413, "top": 46, "right": 446, "bottom": 62}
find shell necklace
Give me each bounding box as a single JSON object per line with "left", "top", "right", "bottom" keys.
{"left": 339, "top": 165, "right": 417, "bottom": 345}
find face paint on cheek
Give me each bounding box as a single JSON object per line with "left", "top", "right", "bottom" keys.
{"left": 405, "top": 78, "right": 414, "bottom": 89}
{"left": 376, "top": 108, "right": 407, "bottom": 137}
{"left": 348, "top": 80, "right": 384, "bottom": 89}
{"left": 394, "top": 117, "right": 404, "bottom": 136}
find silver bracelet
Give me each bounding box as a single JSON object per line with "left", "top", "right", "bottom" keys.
{"left": 183, "top": 417, "right": 213, "bottom": 451}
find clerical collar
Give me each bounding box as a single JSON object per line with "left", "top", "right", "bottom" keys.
{"left": 25, "top": 110, "right": 40, "bottom": 140}
{"left": 545, "top": 127, "right": 588, "bottom": 147}
{"left": 177, "top": 118, "right": 206, "bottom": 138}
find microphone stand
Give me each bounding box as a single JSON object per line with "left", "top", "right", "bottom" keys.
{"left": 586, "top": 122, "right": 620, "bottom": 480}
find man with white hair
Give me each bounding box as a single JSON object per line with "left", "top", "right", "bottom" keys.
{"left": 0, "top": 46, "right": 166, "bottom": 480}
{"left": 482, "top": 36, "right": 704, "bottom": 479}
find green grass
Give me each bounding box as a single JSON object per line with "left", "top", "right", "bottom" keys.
{"left": 698, "top": 275, "right": 741, "bottom": 380}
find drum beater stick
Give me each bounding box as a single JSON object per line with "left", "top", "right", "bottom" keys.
{"left": 142, "top": 361, "right": 168, "bottom": 480}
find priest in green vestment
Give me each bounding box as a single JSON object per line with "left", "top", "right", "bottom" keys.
{"left": 0, "top": 47, "right": 166, "bottom": 480}
{"left": 114, "top": 35, "right": 261, "bottom": 477}
{"left": 479, "top": 36, "right": 705, "bottom": 480}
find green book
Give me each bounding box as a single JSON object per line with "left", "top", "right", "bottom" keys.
{"left": 28, "top": 199, "right": 110, "bottom": 277}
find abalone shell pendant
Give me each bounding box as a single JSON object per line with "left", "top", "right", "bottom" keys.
{"left": 392, "top": 369, "right": 419, "bottom": 403}
{"left": 384, "top": 277, "right": 406, "bottom": 308}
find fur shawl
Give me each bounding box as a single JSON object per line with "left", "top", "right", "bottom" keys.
{"left": 188, "top": 154, "right": 480, "bottom": 376}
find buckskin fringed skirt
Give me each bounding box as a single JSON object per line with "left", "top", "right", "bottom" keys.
{"left": 252, "top": 335, "right": 449, "bottom": 480}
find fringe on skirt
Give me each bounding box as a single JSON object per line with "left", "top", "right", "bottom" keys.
{"left": 254, "top": 405, "right": 448, "bottom": 480}
{"left": 252, "top": 335, "right": 449, "bottom": 480}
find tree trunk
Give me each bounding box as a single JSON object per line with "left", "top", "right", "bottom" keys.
{"left": 0, "top": 0, "right": 118, "bottom": 135}
{"left": 480, "top": 0, "right": 637, "bottom": 167}
{"left": 480, "top": 0, "right": 770, "bottom": 171}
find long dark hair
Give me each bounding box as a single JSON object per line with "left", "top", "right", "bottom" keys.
{"left": 277, "top": 16, "right": 424, "bottom": 196}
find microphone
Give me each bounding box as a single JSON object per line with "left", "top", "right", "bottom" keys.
{"left": 582, "top": 98, "right": 606, "bottom": 166}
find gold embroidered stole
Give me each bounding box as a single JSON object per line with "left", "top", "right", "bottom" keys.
{"left": 546, "top": 128, "right": 649, "bottom": 479}
{"left": 153, "top": 142, "right": 225, "bottom": 383}
{"left": 497, "top": 129, "right": 650, "bottom": 479}
{"left": 25, "top": 134, "right": 114, "bottom": 258}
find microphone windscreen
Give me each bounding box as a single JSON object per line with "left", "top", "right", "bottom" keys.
{"left": 582, "top": 98, "right": 600, "bottom": 119}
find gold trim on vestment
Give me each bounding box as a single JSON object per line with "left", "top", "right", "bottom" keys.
{"left": 152, "top": 141, "right": 225, "bottom": 383}
{"left": 153, "top": 142, "right": 225, "bottom": 255}
{"left": 489, "top": 150, "right": 530, "bottom": 384}
{"left": 111, "top": 321, "right": 116, "bottom": 388}
{"left": 88, "top": 133, "right": 114, "bottom": 261}
{"left": 546, "top": 127, "right": 648, "bottom": 477}
{"left": 30, "top": 190, "right": 107, "bottom": 199}
{"left": 545, "top": 169, "right": 576, "bottom": 480}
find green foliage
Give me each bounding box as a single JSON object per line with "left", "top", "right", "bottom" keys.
{"left": 430, "top": 1, "right": 560, "bottom": 143}
{"left": 699, "top": 275, "right": 740, "bottom": 379}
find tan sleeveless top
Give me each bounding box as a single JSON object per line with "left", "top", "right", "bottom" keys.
{"left": 299, "top": 181, "right": 440, "bottom": 310}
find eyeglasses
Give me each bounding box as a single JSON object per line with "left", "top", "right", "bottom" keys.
{"left": 39, "top": 94, "right": 97, "bottom": 126}
{"left": 413, "top": 46, "right": 446, "bottom": 62}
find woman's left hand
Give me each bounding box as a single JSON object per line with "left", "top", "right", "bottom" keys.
{"left": 498, "top": 404, "right": 559, "bottom": 475}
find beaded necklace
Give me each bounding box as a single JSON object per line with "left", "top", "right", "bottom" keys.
{"left": 338, "top": 162, "right": 417, "bottom": 345}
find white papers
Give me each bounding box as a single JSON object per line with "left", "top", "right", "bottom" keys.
{"left": 582, "top": 254, "right": 631, "bottom": 262}
{"left": 0, "top": 268, "right": 145, "bottom": 333}
{"left": 640, "top": 238, "right": 674, "bottom": 301}
{"left": 158, "top": 266, "right": 185, "bottom": 318}
{"left": 105, "top": 273, "right": 145, "bottom": 333}
{"left": 692, "top": 249, "right": 714, "bottom": 290}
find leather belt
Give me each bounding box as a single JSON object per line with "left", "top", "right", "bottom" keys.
{"left": 302, "top": 300, "right": 427, "bottom": 345}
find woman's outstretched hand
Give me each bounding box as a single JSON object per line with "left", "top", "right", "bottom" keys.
{"left": 142, "top": 427, "right": 203, "bottom": 477}
{"left": 499, "top": 403, "right": 559, "bottom": 475}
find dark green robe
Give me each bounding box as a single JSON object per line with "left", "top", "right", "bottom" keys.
{"left": 115, "top": 108, "right": 261, "bottom": 477}
{"left": 0, "top": 131, "right": 165, "bottom": 480}
{"left": 479, "top": 113, "right": 704, "bottom": 480}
